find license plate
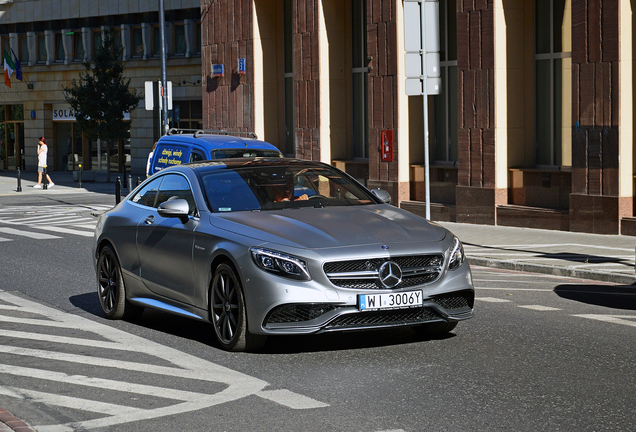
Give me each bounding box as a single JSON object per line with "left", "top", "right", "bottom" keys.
{"left": 359, "top": 290, "right": 423, "bottom": 311}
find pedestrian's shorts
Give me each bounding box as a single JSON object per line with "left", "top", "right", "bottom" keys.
{"left": 37, "top": 166, "right": 44, "bottom": 173}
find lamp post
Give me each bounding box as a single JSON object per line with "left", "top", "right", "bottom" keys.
{"left": 159, "top": 0, "right": 169, "bottom": 136}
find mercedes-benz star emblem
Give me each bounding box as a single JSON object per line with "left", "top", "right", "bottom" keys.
{"left": 378, "top": 261, "right": 402, "bottom": 288}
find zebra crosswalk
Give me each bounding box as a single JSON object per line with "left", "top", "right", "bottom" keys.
{"left": 0, "top": 204, "right": 113, "bottom": 240}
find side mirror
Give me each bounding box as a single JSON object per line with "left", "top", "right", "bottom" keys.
{"left": 370, "top": 188, "right": 391, "bottom": 204}
{"left": 158, "top": 198, "right": 190, "bottom": 223}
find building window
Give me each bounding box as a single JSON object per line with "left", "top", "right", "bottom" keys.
{"left": 194, "top": 22, "right": 201, "bottom": 54}
{"left": 152, "top": 25, "right": 162, "bottom": 57}
{"left": 169, "top": 100, "right": 203, "bottom": 130}
{"left": 55, "top": 33, "right": 65, "bottom": 62}
{"left": 73, "top": 31, "right": 84, "bottom": 61}
{"left": 0, "top": 105, "right": 25, "bottom": 171}
{"left": 37, "top": 34, "right": 47, "bottom": 63}
{"left": 174, "top": 24, "right": 186, "bottom": 55}
{"left": 132, "top": 27, "right": 144, "bottom": 58}
{"left": 351, "top": 0, "right": 368, "bottom": 159}
{"left": 92, "top": 30, "right": 102, "bottom": 54}
{"left": 113, "top": 28, "right": 122, "bottom": 52}
{"left": 433, "top": 0, "right": 458, "bottom": 163}
{"left": 535, "top": 0, "right": 571, "bottom": 167}
{"left": 19, "top": 35, "right": 29, "bottom": 64}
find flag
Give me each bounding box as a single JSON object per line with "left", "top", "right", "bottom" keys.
{"left": 3, "top": 49, "right": 15, "bottom": 88}
{"left": 11, "top": 49, "right": 22, "bottom": 81}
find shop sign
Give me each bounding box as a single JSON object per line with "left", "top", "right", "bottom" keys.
{"left": 52, "top": 104, "right": 131, "bottom": 121}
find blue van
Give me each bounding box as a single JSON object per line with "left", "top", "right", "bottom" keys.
{"left": 147, "top": 129, "right": 283, "bottom": 176}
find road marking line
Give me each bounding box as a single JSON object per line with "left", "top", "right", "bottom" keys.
{"left": 0, "top": 227, "right": 62, "bottom": 240}
{"left": 27, "top": 225, "right": 94, "bottom": 237}
{"left": 0, "top": 364, "right": 221, "bottom": 402}
{"left": 477, "top": 287, "right": 554, "bottom": 292}
{"left": 256, "top": 389, "right": 329, "bottom": 409}
{"left": 1, "top": 215, "right": 81, "bottom": 224}
{"left": 519, "top": 305, "right": 561, "bottom": 311}
{"left": 0, "top": 237, "right": 11, "bottom": 242}
{"left": 573, "top": 314, "right": 636, "bottom": 328}
{"left": 475, "top": 297, "right": 512, "bottom": 303}
{"left": 0, "top": 290, "right": 328, "bottom": 430}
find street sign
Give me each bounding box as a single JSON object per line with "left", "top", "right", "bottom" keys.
{"left": 403, "top": 0, "right": 440, "bottom": 96}
{"left": 144, "top": 81, "right": 173, "bottom": 111}
{"left": 211, "top": 64, "right": 224, "bottom": 77}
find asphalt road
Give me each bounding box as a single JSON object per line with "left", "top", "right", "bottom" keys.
{"left": 0, "top": 192, "right": 635, "bottom": 431}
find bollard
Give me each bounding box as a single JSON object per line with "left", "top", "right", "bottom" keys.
{"left": 136, "top": 177, "right": 141, "bottom": 187}
{"left": 16, "top": 168, "right": 22, "bottom": 192}
{"left": 115, "top": 177, "right": 121, "bottom": 204}
{"left": 43, "top": 165, "right": 48, "bottom": 190}
{"left": 123, "top": 164, "right": 128, "bottom": 188}
{"left": 128, "top": 175, "right": 132, "bottom": 192}
{"left": 78, "top": 164, "right": 83, "bottom": 188}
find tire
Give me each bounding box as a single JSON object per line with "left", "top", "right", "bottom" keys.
{"left": 210, "top": 262, "right": 266, "bottom": 352}
{"left": 96, "top": 245, "right": 143, "bottom": 320}
{"left": 413, "top": 321, "right": 458, "bottom": 336}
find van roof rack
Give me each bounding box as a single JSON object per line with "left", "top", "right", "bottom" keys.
{"left": 167, "top": 128, "right": 258, "bottom": 139}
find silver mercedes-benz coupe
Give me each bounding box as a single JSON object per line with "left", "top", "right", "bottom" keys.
{"left": 94, "top": 158, "right": 474, "bottom": 351}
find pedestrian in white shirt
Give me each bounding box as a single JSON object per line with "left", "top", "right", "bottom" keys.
{"left": 34, "top": 137, "right": 54, "bottom": 189}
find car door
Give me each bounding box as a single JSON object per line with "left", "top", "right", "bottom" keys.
{"left": 136, "top": 173, "right": 199, "bottom": 304}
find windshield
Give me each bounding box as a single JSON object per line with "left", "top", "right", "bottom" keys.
{"left": 201, "top": 164, "right": 377, "bottom": 212}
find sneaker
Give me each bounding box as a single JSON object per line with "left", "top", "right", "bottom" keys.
{"left": 48, "top": 183, "right": 55, "bottom": 189}
{"left": 33, "top": 184, "right": 42, "bottom": 189}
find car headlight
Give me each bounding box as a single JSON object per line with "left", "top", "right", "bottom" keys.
{"left": 448, "top": 236, "right": 465, "bottom": 270}
{"left": 250, "top": 248, "right": 311, "bottom": 281}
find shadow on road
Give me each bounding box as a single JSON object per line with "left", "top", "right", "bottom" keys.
{"left": 69, "top": 292, "right": 459, "bottom": 354}
{"left": 69, "top": 292, "right": 103, "bottom": 317}
{"left": 554, "top": 284, "right": 636, "bottom": 310}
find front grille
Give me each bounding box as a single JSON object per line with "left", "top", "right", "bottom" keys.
{"left": 324, "top": 254, "right": 444, "bottom": 290}
{"left": 431, "top": 290, "right": 475, "bottom": 310}
{"left": 325, "top": 307, "right": 440, "bottom": 329}
{"left": 265, "top": 303, "right": 337, "bottom": 324}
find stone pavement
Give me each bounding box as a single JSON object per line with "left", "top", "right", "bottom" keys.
{"left": 0, "top": 169, "right": 636, "bottom": 430}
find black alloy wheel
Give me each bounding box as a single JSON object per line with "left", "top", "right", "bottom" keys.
{"left": 210, "top": 262, "right": 266, "bottom": 351}
{"left": 97, "top": 245, "right": 142, "bottom": 320}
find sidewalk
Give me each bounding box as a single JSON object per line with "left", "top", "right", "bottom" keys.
{"left": 0, "top": 169, "right": 139, "bottom": 197}
{"left": 438, "top": 221, "right": 636, "bottom": 285}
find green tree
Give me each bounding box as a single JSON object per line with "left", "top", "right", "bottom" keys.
{"left": 64, "top": 28, "right": 141, "bottom": 182}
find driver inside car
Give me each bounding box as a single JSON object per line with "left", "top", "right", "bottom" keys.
{"left": 272, "top": 175, "right": 309, "bottom": 202}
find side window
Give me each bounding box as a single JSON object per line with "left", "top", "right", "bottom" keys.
{"left": 130, "top": 177, "right": 163, "bottom": 208}
{"left": 189, "top": 150, "right": 206, "bottom": 163}
{"left": 155, "top": 174, "right": 197, "bottom": 216}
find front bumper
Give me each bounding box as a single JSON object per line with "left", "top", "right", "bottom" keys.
{"left": 260, "top": 289, "right": 474, "bottom": 334}
{"left": 242, "top": 254, "right": 474, "bottom": 336}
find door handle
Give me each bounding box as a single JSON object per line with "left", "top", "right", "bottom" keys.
{"left": 144, "top": 216, "right": 155, "bottom": 225}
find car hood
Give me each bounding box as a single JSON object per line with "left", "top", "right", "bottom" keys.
{"left": 209, "top": 205, "right": 447, "bottom": 249}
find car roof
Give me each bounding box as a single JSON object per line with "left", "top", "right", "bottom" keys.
{"left": 158, "top": 133, "right": 280, "bottom": 151}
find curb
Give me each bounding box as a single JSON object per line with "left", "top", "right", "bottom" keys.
{"left": 0, "top": 407, "right": 35, "bottom": 432}
{"left": 468, "top": 257, "right": 636, "bottom": 286}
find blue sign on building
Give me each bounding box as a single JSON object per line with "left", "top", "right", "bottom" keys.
{"left": 238, "top": 58, "right": 246, "bottom": 75}
{"left": 211, "top": 64, "right": 224, "bottom": 77}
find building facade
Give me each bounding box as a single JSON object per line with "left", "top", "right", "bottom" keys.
{"left": 201, "top": 0, "right": 636, "bottom": 235}
{"left": 0, "top": 0, "right": 203, "bottom": 176}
